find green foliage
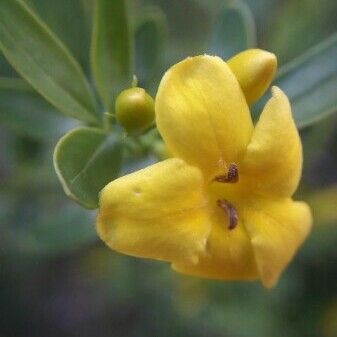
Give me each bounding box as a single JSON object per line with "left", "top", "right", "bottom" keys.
{"left": 267, "top": 0, "right": 337, "bottom": 64}
{"left": 4, "top": 201, "right": 97, "bottom": 256}
{"left": 275, "top": 32, "right": 337, "bottom": 128}
{"left": 208, "top": 0, "right": 256, "bottom": 59}
{"left": 54, "top": 127, "right": 123, "bottom": 209}
{"left": 0, "top": 77, "right": 65, "bottom": 140}
{"left": 135, "top": 6, "right": 168, "bottom": 92}
{"left": 91, "top": 0, "right": 133, "bottom": 112}
{"left": 25, "top": 0, "right": 91, "bottom": 72}
{"left": 19, "top": 207, "right": 97, "bottom": 255}
{"left": 0, "top": 0, "right": 99, "bottom": 123}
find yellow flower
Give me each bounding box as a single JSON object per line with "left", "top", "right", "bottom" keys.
{"left": 97, "top": 49, "right": 312, "bottom": 288}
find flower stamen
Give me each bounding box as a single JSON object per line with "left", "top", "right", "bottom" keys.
{"left": 214, "top": 163, "right": 239, "bottom": 183}
{"left": 216, "top": 199, "right": 238, "bottom": 230}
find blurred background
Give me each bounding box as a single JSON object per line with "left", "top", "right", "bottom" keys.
{"left": 1, "top": 0, "right": 337, "bottom": 336}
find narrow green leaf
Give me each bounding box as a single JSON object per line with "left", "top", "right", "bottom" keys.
{"left": 25, "top": 0, "right": 92, "bottom": 73}
{"left": 0, "top": 77, "right": 67, "bottom": 140}
{"left": 208, "top": 0, "right": 256, "bottom": 59}
{"left": 0, "top": 0, "right": 99, "bottom": 123}
{"left": 275, "top": 33, "right": 337, "bottom": 128}
{"left": 91, "top": 0, "right": 133, "bottom": 112}
{"left": 135, "top": 7, "right": 168, "bottom": 93}
{"left": 54, "top": 127, "right": 123, "bottom": 209}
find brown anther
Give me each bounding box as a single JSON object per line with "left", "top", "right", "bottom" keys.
{"left": 214, "top": 163, "right": 239, "bottom": 183}
{"left": 216, "top": 199, "right": 238, "bottom": 230}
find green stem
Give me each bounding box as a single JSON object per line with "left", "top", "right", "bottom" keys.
{"left": 103, "top": 112, "right": 115, "bottom": 132}
{"left": 131, "top": 74, "right": 138, "bottom": 87}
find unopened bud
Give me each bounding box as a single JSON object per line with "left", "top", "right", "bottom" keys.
{"left": 115, "top": 87, "right": 155, "bottom": 135}
{"left": 227, "top": 49, "right": 277, "bottom": 104}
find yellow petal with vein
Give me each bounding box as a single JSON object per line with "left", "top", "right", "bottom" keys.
{"left": 242, "top": 86, "right": 302, "bottom": 198}
{"left": 97, "top": 158, "right": 210, "bottom": 265}
{"left": 156, "top": 55, "right": 253, "bottom": 180}
{"left": 228, "top": 49, "right": 277, "bottom": 104}
{"left": 244, "top": 199, "right": 312, "bottom": 288}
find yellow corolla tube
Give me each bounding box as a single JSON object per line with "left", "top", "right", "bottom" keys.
{"left": 97, "top": 50, "right": 312, "bottom": 288}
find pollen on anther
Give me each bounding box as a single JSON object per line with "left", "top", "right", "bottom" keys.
{"left": 214, "top": 163, "right": 239, "bottom": 183}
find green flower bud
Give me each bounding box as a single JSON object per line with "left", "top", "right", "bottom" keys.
{"left": 115, "top": 87, "right": 155, "bottom": 135}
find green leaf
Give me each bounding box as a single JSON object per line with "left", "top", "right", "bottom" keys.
{"left": 135, "top": 7, "right": 168, "bottom": 93}
{"left": 25, "top": 0, "right": 92, "bottom": 73}
{"left": 91, "top": 0, "right": 133, "bottom": 112}
{"left": 0, "top": 77, "right": 68, "bottom": 140}
{"left": 0, "top": 0, "right": 99, "bottom": 124}
{"left": 274, "top": 32, "right": 337, "bottom": 128}
{"left": 54, "top": 127, "right": 123, "bottom": 209}
{"left": 208, "top": 0, "right": 256, "bottom": 59}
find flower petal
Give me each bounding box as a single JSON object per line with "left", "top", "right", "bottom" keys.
{"left": 156, "top": 55, "right": 253, "bottom": 180}
{"left": 227, "top": 49, "right": 277, "bottom": 104}
{"left": 241, "top": 86, "right": 302, "bottom": 197}
{"left": 244, "top": 199, "right": 312, "bottom": 288}
{"left": 96, "top": 158, "right": 210, "bottom": 265}
{"left": 172, "top": 208, "right": 258, "bottom": 281}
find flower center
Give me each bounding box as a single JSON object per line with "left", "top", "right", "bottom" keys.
{"left": 214, "top": 163, "right": 239, "bottom": 183}
{"left": 214, "top": 163, "right": 239, "bottom": 230}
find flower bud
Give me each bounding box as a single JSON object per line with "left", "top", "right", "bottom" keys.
{"left": 227, "top": 49, "right": 277, "bottom": 104}
{"left": 115, "top": 87, "right": 155, "bottom": 135}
